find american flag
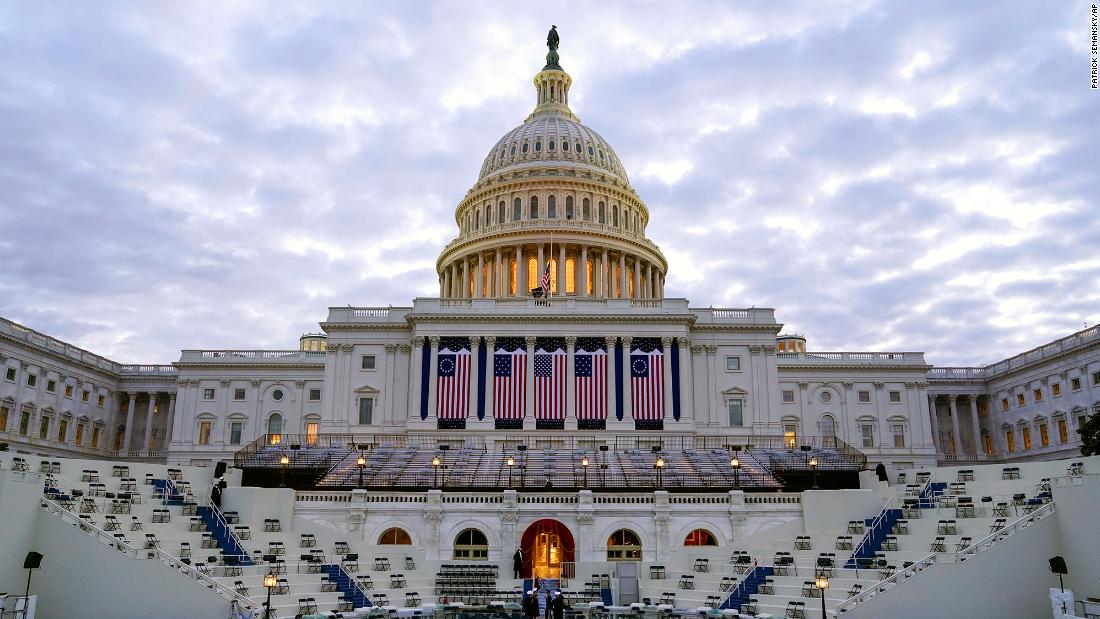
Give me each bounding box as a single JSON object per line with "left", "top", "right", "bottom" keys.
{"left": 574, "top": 342, "right": 607, "bottom": 420}
{"left": 630, "top": 340, "right": 665, "bottom": 421}
{"left": 540, "top": 260, "right": 551, "bottom": 292}
{"left": 436, "top": 344, "right": 470, "bottom": 419}
{"left": 493, "top": 342, "right": 526, "bottom": 420}
{"left": 534, "top": 345, "right": 566, "bottom": 419}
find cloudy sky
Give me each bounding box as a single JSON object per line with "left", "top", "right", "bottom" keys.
{"left": 1, "top": 1, "right": 1097, "bottom": 366}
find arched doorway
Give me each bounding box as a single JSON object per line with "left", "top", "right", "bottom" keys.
{"left": 520, "top": 519, "right": 575, "bottom": 579}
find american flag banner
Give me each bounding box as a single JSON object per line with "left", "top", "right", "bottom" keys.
{"left": 541, "top": 260, "right": 552, "bottom": 292}
{"left": 436, "top": 338, "right": 471, "bottom": 420}
{"left": 493, "top": 338, "right": 526, "bottom": 420}
{"left": 574, "top": 338, "right": 608, "bottom": 420}
{"left": 534, "top": 338, "right": 566, "bottom": 420}
{"left": 630, "top": 338, "right": 665, "bottom": 421}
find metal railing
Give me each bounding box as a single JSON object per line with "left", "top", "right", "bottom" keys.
{"left": 848, "top": 497, "right": 897, "bottom": 560}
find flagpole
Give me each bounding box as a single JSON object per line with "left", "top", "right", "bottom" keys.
{"left": 549, "top": 227, "right": 553, "bottom": 299}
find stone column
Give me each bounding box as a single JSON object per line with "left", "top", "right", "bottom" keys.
{"left": 601, "top": 250, "right": 609, "bottom": 298}
{"left": 633, "top": 258, "right": 641, "bottom": 300}
{"left": 122, "top": 391, "right": 136, "bottom": 453}
{"left": 678, "top": 339, "right": 694, "bottom": 425}
{"left": 484, "top": 336, "right": 496, "bottom": 421}
{"left": 410, "top": 337, "right": 425, "bottom": 422}
{"left": 706, "top": 346, "right": 719, "bottom": 427}
{"left": 661, "top": 337, "right": 674, "bottom": 420}
{"left": 476, "top": 253, "right": 484, "bottom": 299}
{"left": 524, "top": 336, "right": 537, "bottom": 429}
{"left": 580, "top": 245, "right": 589, "bottom": 297}
{"left": 948, "top": 396, "right": 963, "bottom": 456}
{"left": 558, "top": 242, "right": 566, "bottom": 296}
{"left": 462, "top": 260, "right": 470, "bottom": 299}
{"left": 495, "top": 248, "right": 503, "bottom": 297}
{"left": 646, "top": 263, "right": 654, "bottom": 299}
{"left": 618, "top": 252, "right": 627, "bottom": 299}
{"left": 515, "top": 245, "right": 525, "bottom": 297}
{"left": 142, "top": 392, "right": 157, "bottom": 454}
{"left": 927, "top": 395, "right": 941, "bottom": 456}
{"left": 468, "top": 336, "right": 481, "bottom": 419}
{"left": 537, "top": 244, "right": 545, "bottom": 292}
{"left": 621, "top": 336, "right": 633, "bottom": 422}
{"left": 427, "top": 336, "right": 440, "bottom": 424}
{"left": 165, "top": 393, "right": 177, "bottom": 449}
{"left": 565, "top": 336, "right": 577, "bottom": 428}
{"left": 604, "top": 337, "right": 618, "bottom": 422}
{"left": 968, "top": 395, "right": 984, "bottom": 458}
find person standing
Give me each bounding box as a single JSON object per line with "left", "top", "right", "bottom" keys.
{"left": 552, "top": 591, "right": 565, "bottom": 619}
{"left": 544, "top": 589, "right": 552, "bottom": 619}
{"left": 513, "top": 548, "right": 524, "bottom": 579}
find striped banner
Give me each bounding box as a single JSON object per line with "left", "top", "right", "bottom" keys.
{"left": 534, "top": 345, "right": 567, "bottom": 420}
{"left": 630, "top": 339, "right": 664, "bottom": 421}
{"left": 436, "top": 343, "right": 471, "bottom": 420}
{"left": 493, "top": 341, "right": 526, "bottom": 420}
{"left": 574, "top": 340, "right": 608, "bottom": 420}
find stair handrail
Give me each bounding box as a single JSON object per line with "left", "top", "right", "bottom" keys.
{"left": 39, "top": 495, "right": 255, "bottom": 610}
{"left": 916, "top": 471, "right": 939, "bottom": 506}
{"left": 835, "top": 500, "right": 1056, "bottom": 614}
{"left": 720, "top": 559, "right": 759, "bottom": 608}
{"left": 203, "top": 485, "right": 252, "bottom": 563}
{"left": 849, "top": 496, "right": 896, "bottom": 559}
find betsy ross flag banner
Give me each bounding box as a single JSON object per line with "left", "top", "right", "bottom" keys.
{"left": 493, "top": 338, "right": 526, "bottom": 420}
{"left": 436, "top": 337, "right": 471, "bottom": 420}
{"left": 630, "top": 338, "right": 665, "bottom": 421}
{"left": 574, "top": 338, "right": 608, "bottom": 420}
{"left": 534, "top": 339, "right": 566, "bottom": 420}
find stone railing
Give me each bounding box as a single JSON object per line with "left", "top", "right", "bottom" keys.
{"left": 777, "top": 351, "right": 925, "bottom": 364}
{"left": 119, "top": 364, "right": 178, "bottom": 376}
{"left": 1, "top": 316, "right": 127, "bottom": 374}
{"left": 930, "top": 324, "right": 1100, "bottom": 381}
{"left": 178, "top": 350, "right": 327, "bottom": 364}
{"left": 927, "top": 367, "right": 987, "bottom": 380}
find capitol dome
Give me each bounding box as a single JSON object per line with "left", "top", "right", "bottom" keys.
{"left": 478, "top": 115, "right": 630, "bottom": 183}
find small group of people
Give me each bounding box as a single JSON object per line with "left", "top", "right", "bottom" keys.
{"left": 522, "top": 588, "right": 564, "bottom": 619}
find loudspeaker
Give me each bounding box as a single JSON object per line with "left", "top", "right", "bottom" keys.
{"left": 23, "top": 552, "right": 43, "bottom": 569}
{"left": 1049, "top": 556, "right": 1068, "bottom": 575}
{"left": 214, "top": 461, "right": 228, "bottom": 478}
{"left": 531, "top": 287, "right": 544, "bottom": 298}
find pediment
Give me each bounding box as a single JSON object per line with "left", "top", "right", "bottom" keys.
{"left": 353, "top": 384, "right": 381, "bottom": 395}
{"left": 721, "top": 387, "right": 747, "bottom": 396}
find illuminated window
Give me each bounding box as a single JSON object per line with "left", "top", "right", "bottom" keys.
{"left": 585, "top": 260, "right": 593, "bottom": 294}
{"left": 510, "top": 259, "right": 517, "bottom": 295}
{"left": 565, "top": 258, "right": 575, "bottom": 294}
{"left": 548, "top": 195, "right": 557, "bottom": 218}
{"left": 528, "top": 258, "right": 538, "bottom": 292}
{"left": 453, "top": 529, "right": 488, "bottom": 560}
{"left": 1039, "top": 423, "right": 1049, "bottom": 447}
{"left": 684, "top": 529, "right": 717, "bottom": 546}
{"left": 379, "top": 528, "right": 413, "bottom": 545}
{"left": 91, "top": 427, "right": 101, "bottom": 448}
{"left": 607, "top": 529, "right": 641, "bottom": 560}
{"left": 1033, "top": 388, "right": 1043, "bottom": 402}
{"left": 892, "top": 424, "right": 906, "bottom": 448}
{"left": 1057, "top": 418, "right": 1068, "bottom": 443}
{"left": 1001, "top": 398, "right": 1009, "bottom": 411}
{"left": 64, "top": 384, "right": 73, "bottom": 398}
{"left": 1006, "top": 429, "right": 1015, "bottom": 452}
{"left": 783, "top": 427, "right": 797, "bottom": 448}
{"left": 1052, "top": 383, "right": 1062, "bottom": 397}
{"left": 1022, "top": 427, "right": 1031, "bottom": 449}
{"left": 57, "top": 419, "right": 68, "bottom": 443}
{"left": 628, "top": 270, "right": 634, "bottom": 297}
{"left": 982, "top": 432, "right": 992, "bottom": 455}
{"left": 548, "top": 258, "right": 558, "bottom": 293}
{"left": 75, "top": 423, "right": 85, "bottom": 445}
{"left": 1016, "top": 394, "right": 1025, "bottom": 406}
{"left": 97, "top": 394, "right": 105, "bottom": 407}
{"left": 306, "top": 422, "right": 319, "bottom": 446}
{"left": 0, "top": 405, "right": 7, "bottom": 432}
{"left": 198, "top": 420, "right": 212, "bottom": 445}
{"left": 267, "top": 413, "right": 283, "bottom": 444}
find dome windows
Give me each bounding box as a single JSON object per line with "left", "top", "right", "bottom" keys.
{"left": 522, "top": 141, "right": 529, "bottom": 154}
{"left": 598, "top": 201, "right": 606, "bottom": 224}
{"left": 587, "top": 145, "right": 594, "bottom": 157}
{"left": 582, "top": 198, "right": 591, "bottom": 221}
{"left": 548, "top": 140, "right": 556, "bottom": 152}
{"left": 548, "top": 195, "right": 557, "bottom": 219}
{"left": 598, "top": 149, "right": 605, "bottom": 161}
{"left": 529, "top": 196, "right": 539, "bottom": 219}
{"left": 612, "top": 205, "right": 619, "bottom": 227}
{"left": 511, "top": 144, "right": 517, "bottom": 157}
{"left": 565, "top": 196, "right": 574, "bottom": 220}
{"left": 575, "top": 142, "right": 582, "bottom": 154}
{"left": 534, "top": 139, "right": 542, "bottom": 152}
{"left": 513, "top": 198, "right": 522, "bottom": 221}
{"left": 498, "top": 201, "right": 506, "bottom": 225}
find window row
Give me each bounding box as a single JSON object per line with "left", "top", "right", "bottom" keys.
{"left": 0, "top": 405, "right": 103, "bottom": 448}
{"left": 461, "top": 196, "right": 643, "bottom": 236}
{"left": 454, "top": 256, "right": 652, "bottom": 298}
{"left": 3, "top": 367, "right": 106, "bottom": 406}
{"left": 1000, "top": 371, "right": 1099, "bottom": 411}
{"left": 485, "top": 135, "right": 622, "bottom": 177}
{"left": 778, "top": 415, "right": 909, "bottom": 449}
{"left": 200, "top": 387, "right": 322, "bottom": 402}
{"left": 1001, "top": 411, "right": 1092, "bottom": 453}
{"left": 780, "top": 389, "right": 904, "bottom": 404}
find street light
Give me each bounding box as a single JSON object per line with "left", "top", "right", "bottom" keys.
{"left": 356, "top": 454, "right": 366, "bottom": 488}
{"left": 263, "top": 571, "right": 278, "bottom": 619}
{"left": 808, "top": 456, "right": 819, "bottom": 489}
{"left": 279, "top": 453, "right": 290, "bottom": 488}
{"left": 730, "top": 456, "right": 741, "bottom": 489}
{"left": 655, "top": 456, "right": 665, "bottom": 488}
{"left": 581, "top": 456, "right": 590, "bottom": 487}
{"left": 815, "top": 574, "right": 829, "bottom": 618}
{"left": 432, "top": 456, "right": 442, "bottom": 487}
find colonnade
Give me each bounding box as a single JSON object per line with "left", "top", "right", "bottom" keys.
{"left": 121, "top": 391, "right": 175, "bottom": 456}
{"left": 439, "top": 243, "right": 664, "bottom": 300}
{"left": 927, "top": 394, "right": 985, "bottom": 459}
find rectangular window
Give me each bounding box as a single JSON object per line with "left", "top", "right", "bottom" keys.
{"left": 309, "top": 388, "right": 322, "bottom": 401}
{"left": 91, "top": 427, "right": 101, "bottom": 448}
{"left": 0, "top": 405, "right": 7, "bottom": 432}
{"left": 888, "top": 391, "right": 901, "bottom": 403}
{"left": 358, "top": 398, "right": 374, "bottom": 425}
{"left": 858, "top": 391, "right": 871, "bottom": 403}
{"left": 19, "top": 411, "right": 30, "bottom": 435}
{"left": 1033, "top": 388, "right": 1043, "bottom": 402}
{"left": 1071, "top": 377, "right": 1082, "bottom": 391}
{"left": 1001, "top": 398, "right": 1009, "bottom": 411}
{"left": 233, "top": 388, "right": 246, "bottom": 401}
{"left": 46, "top": 379, "right": 57, "bottom": 393}
{"left": 361, "top": 355, "right": 376, "bottom": 370}
{"left": 1093, "top": 371, "right": 1100, "bottom": 386}
{"left": 783, "top": 428, "right": 797, "bottom": 448}
{"left": 26, "top": 374, "right": 37, "bottom": 388}
{"left": 983, "top": 434, "right": 993, "bottom": 456}
{"left": 75, "top": 423, "right": 85, "bottom": 445}
{"left": 97, "top": 395, "right": 105, "bottom": 407}
{"left": 229, "top": 421, "right": 243, "bottom": 445}
{"left": 782, "top": 390, "right": 795, "bottom": 403}
{"left": 1058, "top": 418, "right": 1068, "bottom": 443}
{"left": 727, "top": 399, "right": 743, "bottom": 427}
{"left": 1022, "top": 427, "right": 1032, "bottom": 450}
{"left": 64, "top": 384, "right": 73, "bottom": 398}
{"left": 57, "top": 419, "right": 68, "bottom": 443}
{"left": 1039, "top": 423, "right": 1049, "bottom": 447}
{"left": 39, "top": 417, "right": 49, "bottom": 440}
{"left": 4, "top": 367, "right": 15, "bottom": 382}
{"left": 82, "top": 390, "right": 89, "bottom": 402}
{"left": 1006, "top": 430, "right": 1015, "bottom": 453}
{"left": 892, "top": 424, "right": 905, "bottom": 448}
{"left": 1016, "top": 393, "right": 1025, "bottom": 406}
{"left": 306, "top": 422, "right": 319, "bottom": 446}
{"left": 725, "top": 356, "right": 741, "bottom": 371}
{"left": 198, "top": 421, "right": 212, "bottom": 445}
{"left": 1051, "top": 383, "right": 1062, "bottom": 397}
{"left": 861, "top": 424, "right": 874, "bottom": 448}
{"left": 203, "top": 388, "right": 215, "bottom": 401}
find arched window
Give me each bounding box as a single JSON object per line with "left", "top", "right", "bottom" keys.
{"left": 530, "top": 196, "right": 539, "bottom": 219}
{"left": 598, "top": 202, "right": 606, "bottom": 224}
{"left": 575, "top": 141, "right": 582, "bottom": 154}
{"left": 565, "top": 196, "right": 574, "bottom": 220}
{"left": 510, "top": 259, "right": 517, "bottom": 295}
{"left": 379, "top": 528, "right": 412, "bottom": 545}
{"left": 474, "top": 212, "right": 479, "bottom": 230}
{"left": 548, "top": 195, "right": 557, "bottom": 218}
{"left": 613, "top": 205, "right": 619, "bottom": 227}
{"left": 607, "top": 529, "right": 641, "bottom": 560}
{"left": 534, "top": 139, "right": 542, "bottom": 152}
{"left": 528, "top": 257, "right": 538, "bottom": 292}
{"left": 587, "top": 144, "right": 594, "bottom": 157}
{"left": 498, "top": 202, "right": 506, "bottom": 224}
{"left": 684, "top": 529, "right": 718, "bottom": 546}
{"left": 267, "top": 413, "right": 283, "bottom": 445}
{"left": 565, "top": 258, "right": 576, "bottom": 294}
{"left": 484, "top": 205, "right": 491, "bottom": 228}
{"left": 454, "top": 528, "right": 488, "bottom": 560}
{"left": 582, "top": 198, "right": 591, "bottom": 221}
{"left": 819, "top": 414, "right": 836, "bottom": 438}
{"left": 510, "top": 144, "right": 517, "bottom": 157}
{"left": 513, "top": 198, "right": 522, "bottom": 221}
{"left": 522, "top": 141, "right": 529, "bottom": 154}
{"left": 548, "top": 139, "right": 556, "bottom": 151}
{"left": 586, "top": 259, "right": 594, "bottom": 295}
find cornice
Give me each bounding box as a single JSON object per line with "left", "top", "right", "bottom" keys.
{"left": 0, "top": 331, "right": 122, "bottom": 382}
{"left": 173, "top": 361, "right": 326, "bottom": 371}
{"left": 777, "top": 363, "right": 933, "bottom": 373}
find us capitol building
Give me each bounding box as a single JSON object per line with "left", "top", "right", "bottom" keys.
{"left": 1, "top": 33, "right": 1097, "bottom": 473}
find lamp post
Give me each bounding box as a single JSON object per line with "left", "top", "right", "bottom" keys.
{"left": 263, "top": 570, "right": 278, "bottom": 619}
{"left": 655, "top": 456, "right": 665, "bottom": 488}
{"left": 506, "top": 455, "right": 515, "bottom": 486}
{"left": 809, "top": 457, "right": 819, "bottom": 489}
{"left": 581, "top": 456, "right": 589, "bottom": 488}
{"left": 279, "top": 453, "right": 290, "bottom": 488}
{"left": 815, "top": 574, "right": 829, "bottom": 618}
{"left": 357, "top": 454, "right": 366, "bottom": 488}
{"left": 432, "top": 456, "right": 442, "bottom": 488}
{"left": 730, "top": 456, "right": 741, "bottom": 489}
